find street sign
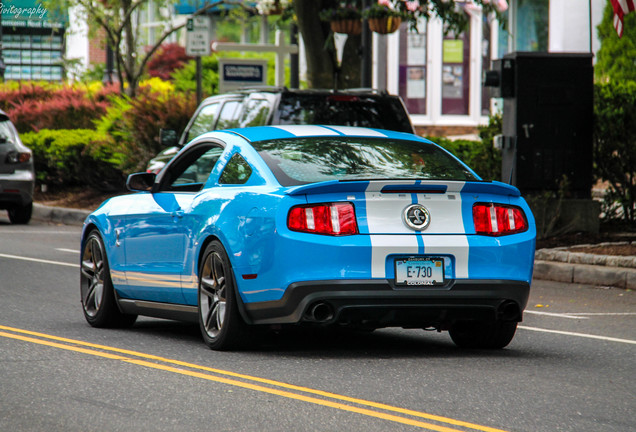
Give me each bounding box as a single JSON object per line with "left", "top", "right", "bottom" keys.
{"left": 218, "top": 59, "right": 267, "bottom": 93}
{"left": 186, "top": 16, "right": 211, "bottom": 57}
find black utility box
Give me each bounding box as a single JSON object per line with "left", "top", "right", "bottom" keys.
{"left": 487, "top": 52, "right": 594, "bottom": 198}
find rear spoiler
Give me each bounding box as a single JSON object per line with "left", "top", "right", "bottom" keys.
{"left": 285, "top": 180, "right": 521, "bottom": 197}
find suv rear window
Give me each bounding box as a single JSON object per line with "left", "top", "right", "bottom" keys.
{"left": 253, "top": 137, "right": 477, "bottom": 186}
{"left": 0, "top": 119, "right": 19, "bottom": 144}
{"left": 275, "top": 95, "right": 413, "bottom": 133}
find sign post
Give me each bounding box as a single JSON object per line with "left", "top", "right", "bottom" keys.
{"left": 212, "top": 30, "right": 298, "bottom": 87}
{"left": 186, "top": 16, "right": 211, "bottom": 104}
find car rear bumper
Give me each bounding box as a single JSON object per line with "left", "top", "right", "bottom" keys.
{"left": 243, "top": 279, "right": 530, "bottom": 327}
{"left": 0, "top": 169, "right": 34, "bottom": 209}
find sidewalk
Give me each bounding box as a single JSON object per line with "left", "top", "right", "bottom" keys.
{"left": 32, "top": 203, "right": 635, "bottom": 290}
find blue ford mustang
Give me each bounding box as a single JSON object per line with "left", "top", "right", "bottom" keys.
{"left": 80, "top": 125, "right": 536, "bottom": 350}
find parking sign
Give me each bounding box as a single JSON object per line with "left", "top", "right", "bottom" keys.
{"left": 186, "top": 16, "right": 211, "bottom": 57}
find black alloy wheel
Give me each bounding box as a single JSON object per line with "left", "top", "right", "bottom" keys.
{"left": 80, "top": 230, "right": 136, "bottom": 328}
{"left": 198, "top": 240, "right": 250, "bottom": 350}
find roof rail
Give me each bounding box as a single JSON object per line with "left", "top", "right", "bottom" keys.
{"left": 339, "top": 88, "right": 390, "bottom": 96}
{"left": 236, "top": 85, "right": 289, "bottom": 92}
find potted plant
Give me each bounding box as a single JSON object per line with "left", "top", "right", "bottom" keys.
{"left": 362, "top": 0, "right": 409, "bottom": 34}
{"left": 320, "top": 4, "right": 363, "bottom": 35}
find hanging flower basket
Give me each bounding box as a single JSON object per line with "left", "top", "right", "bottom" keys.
{"left": 331, "top": 19, "right": 362, "bottom": 36}
{"left": 257, "top": 0, "right": 287, "bottom": 16}
{"left": 368, "top": 16, "right": 402, "bottom": 34}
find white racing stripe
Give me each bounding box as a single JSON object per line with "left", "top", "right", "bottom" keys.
{"left": 325, "top": 126, "right": 388, "bottom": 137}
{"left": 420, "top": 235, "right": 469, "bottom": 279}
{"left": 370, "top": 235, "right": 419, "bottom": 278}
{"left": 272, "top": 125, "right": 339, "bottom": 137}
{"left": 365, "top": 182, "right": 470, "bottom": 278}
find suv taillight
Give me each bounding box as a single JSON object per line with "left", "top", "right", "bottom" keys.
{"left": 6, "top": 151, "right": 31, "bottom": 164}
{"left": 288, "top": 202, "right": 358, "bottom": 236}
{"left": 473, "top": 203, "right": 528, "bottom": 236}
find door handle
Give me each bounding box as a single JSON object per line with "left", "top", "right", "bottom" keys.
{"left": 172, "top": 210, "right": 184, "bottom": 219}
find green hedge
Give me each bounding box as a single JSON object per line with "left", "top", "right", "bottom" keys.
{"left": 428, "top": 115, "right": 503, "bottom": 182}
{"left": 21, "top": 129, "right": 126, "bottom": 191}
{"left": 593, "top": 81, "right": 636, "bottom": 224}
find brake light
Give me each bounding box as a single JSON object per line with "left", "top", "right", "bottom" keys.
{"left": 288, "top": 202, "right": 358, "bottom": 236}
{"left": 327, "top": 95, "right": 359, "bottom": 102}
{"left": 473, "top": 203, "right": 528, "bottom": 236}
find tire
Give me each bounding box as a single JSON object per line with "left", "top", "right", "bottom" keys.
{"left": 449, "top": 320, "right": 517, "bottom": 349}
{"left": 198, "top": 240, "right": 250, "bottom": 350}
{"left": 80, "top": 230, "right": 137, "bottom": 328}
{"left": 8, "top": 202, "right": 32, "bottom": 224}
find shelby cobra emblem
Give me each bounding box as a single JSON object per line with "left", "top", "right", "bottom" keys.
{"left": 403, "top": 204, "right": 431, "bottom": 230}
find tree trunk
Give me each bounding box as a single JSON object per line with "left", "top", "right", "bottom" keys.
{"left": 293, "top": 0, "right": 361, "bottom": 89}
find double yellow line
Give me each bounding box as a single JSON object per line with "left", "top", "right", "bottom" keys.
{"left": 0, "top": 325, "right": 508, "bottom": 432}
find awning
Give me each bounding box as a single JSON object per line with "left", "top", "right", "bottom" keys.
{"left": 174, "top": 0, "right": 256, "bottom": 16}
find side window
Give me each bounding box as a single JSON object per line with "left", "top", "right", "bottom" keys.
{"left": 163, "top": 146, "right": 224, "bottom": 192}
{"left": 238, "top": 98, "right": 273, "bottom": 128}
{"left": 216, "top": 100, "right": 241, "bottom": 130}
{"left": 186, "top": 103, "right": 220, "bottom": 142}
{"left": 219, "top": 153, "right": 253, "bottom": 185}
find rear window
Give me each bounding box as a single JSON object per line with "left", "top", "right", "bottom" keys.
{"left": 0, "top": 119, "right": 18, "bottom": 144}
{"left": 252, "top": 137, "right": 478, "bottom": 186}
{"left": 275, "top": 95, "right": 413, "bottom": 133}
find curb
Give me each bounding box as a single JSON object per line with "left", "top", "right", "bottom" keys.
{"left": 31, "top": 203, "right": 634, "bottom": 290}
{"left": 533, "top": 260, "right": 636, "bottom": 290}
{"left": 534, "top": 243, "right": 636, "bottom": 289}
{"left": 32, "top": 203, "right": 90, "bottom": 226}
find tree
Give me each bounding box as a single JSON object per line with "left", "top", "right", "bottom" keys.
{"left": 288, "top": 0, "right": 506, "bottom": 89}
{"left": 50, "top": 0, "right": 241, "bottom": 97}
{"left": 596, "top": 1, "right": 636, "bottom": 82}
{"left": 52, "top": 0, "right": 503, "bottom": 95}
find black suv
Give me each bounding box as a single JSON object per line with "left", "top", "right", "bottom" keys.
{"left": 148, "top": 87, "right": 414, "bottom": 173}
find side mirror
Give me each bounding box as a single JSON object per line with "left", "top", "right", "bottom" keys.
{"left": 126, "top": 172, "right": 156, "bottom": 192}
{"left": 160, "top": 129, "right": 178, "bottom": 147}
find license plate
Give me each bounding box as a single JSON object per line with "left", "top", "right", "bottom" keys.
{"left": 395, "top": 258, "right": 444, "bottom": 286}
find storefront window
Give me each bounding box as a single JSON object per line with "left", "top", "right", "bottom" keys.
{"left": 515, "top": 0, "right": 549, "bottom": 51}
{"left": 398, "top": 22, "right": 427, "bottom": 115}
{"left": 441, "top": 20, "right": 470, "bottom": 115}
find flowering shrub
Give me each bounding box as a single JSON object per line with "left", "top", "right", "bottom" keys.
{"left": 0, "top": 83, "right": 117, "bottom": 133}
{"left": 95, "top": 82, "right": 197, "bottom": 172}
{"left": 147, "top": 43, "right": 192, "bottom": 81}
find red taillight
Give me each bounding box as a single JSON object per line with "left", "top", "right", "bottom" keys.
{"left": 6, "top": 151, "right": 31, "bottom": 164}
{"left": 473, "top": 203, "right": 528, "bottom": 236}
{"left": 288, "top": 202, "right": 358, "bottom": 236}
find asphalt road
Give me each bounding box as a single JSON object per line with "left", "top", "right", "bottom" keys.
{"left": 1, "top": 215, "right": 634, "bottom": 432}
